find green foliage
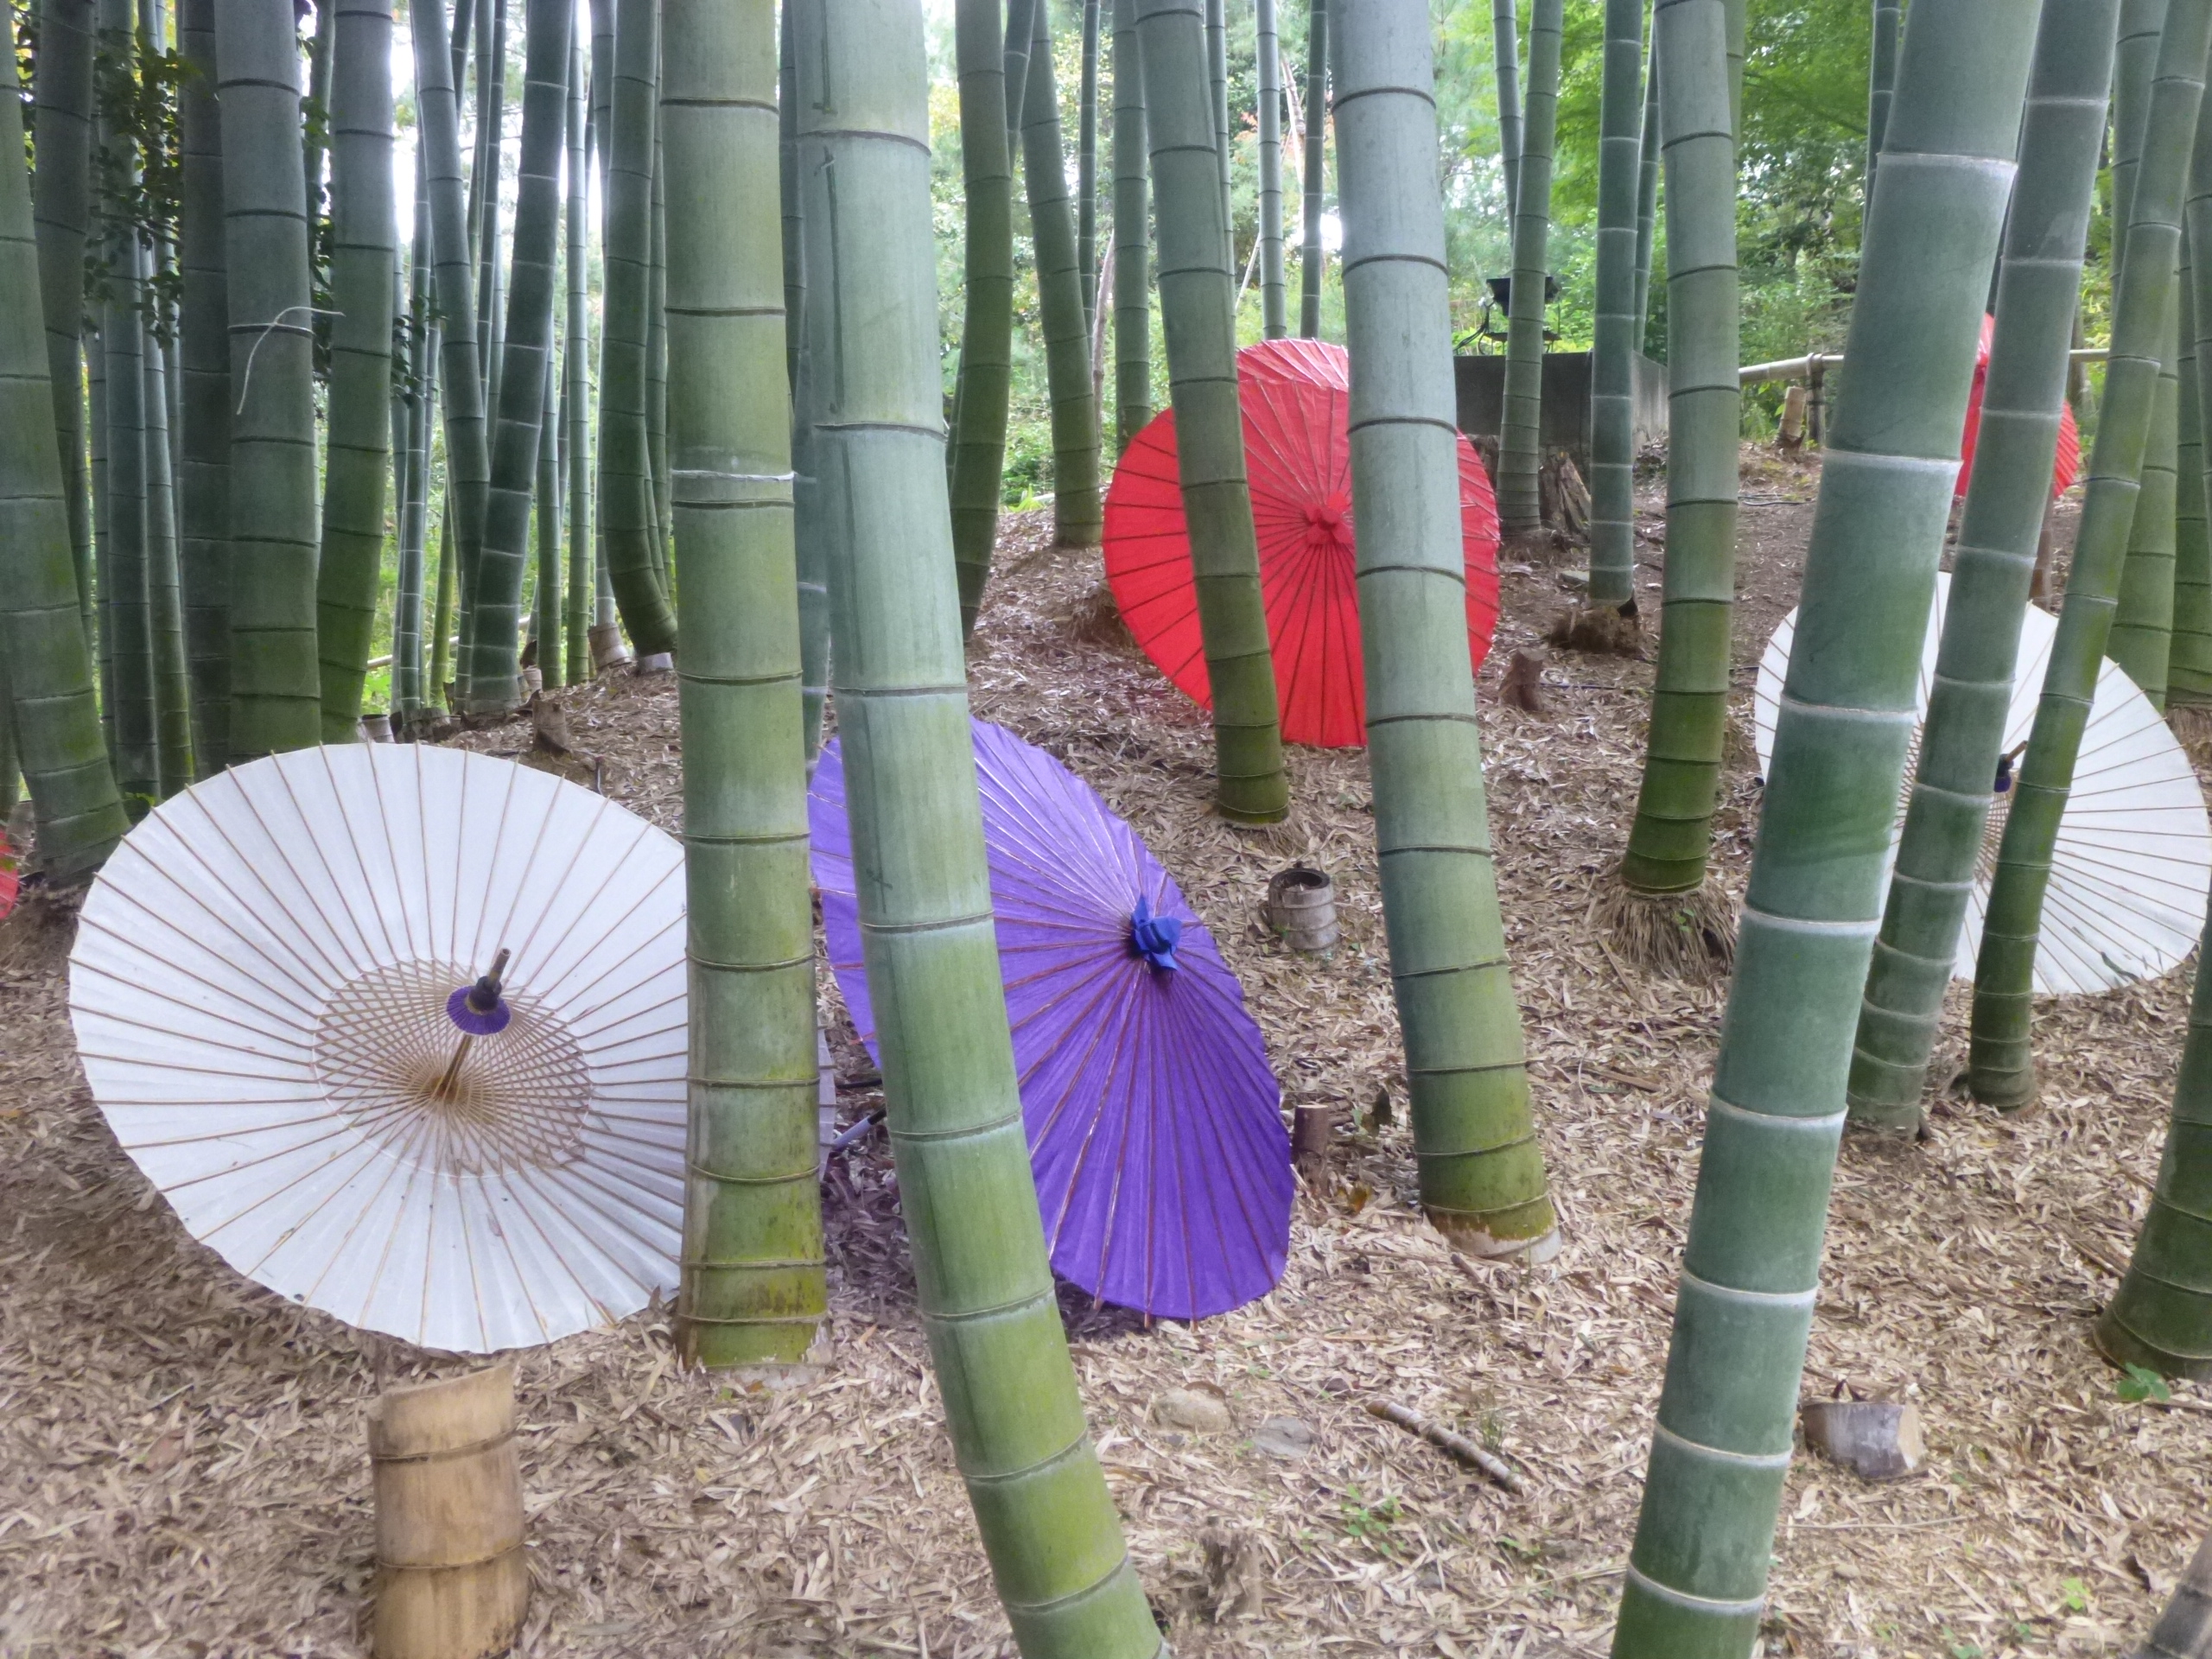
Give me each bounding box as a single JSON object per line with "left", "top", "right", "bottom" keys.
{"left": 1338, "top": 1486, "right": 1402, "bottom": 1553}
{"left": 2117, "top": 1362, "right": 2174, "bottom": 1402}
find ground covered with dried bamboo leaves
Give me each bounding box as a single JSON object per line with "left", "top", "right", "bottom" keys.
{"left": 3, "top": 457, "right": 2206, "bottom": 1659}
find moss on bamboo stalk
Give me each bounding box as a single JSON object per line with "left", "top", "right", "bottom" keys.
{"left": 1971, "top": 0, "right": 2212, "bottom": 1109}
{"left": 1614, "top": 3, "right": 2037, "bottom": 1649}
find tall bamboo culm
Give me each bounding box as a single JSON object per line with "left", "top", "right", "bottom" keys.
{"left": 1586, "top": 0, "right": 1644, "bottom": 612}
{"left": 1633, "top": 35, "right": 1660, "bottom": 346}
{"left": 1846, "top": 0, "right": 2117, "bottom": 1135}
{"left": 1137, "top": 0, "right": 1290, "bottom": 824}
{"left": 780, "top": 4, "right": 829, "bottom": 759}
{"left": 1607, "top": 0, "right": 1739, "bottom": 937}
{"left": 564, "top": 23, "right": 592, "bottom": 683}
{"left": 1300, "top": 0, "right": 1327, "bottom": 336}
{"left": 596, "top": 0, "right": 677, "bottom": 657}
{"left": 216, "top": 0, "right": 324, "bottom": 760}
{"left": 1, "top": 12, "right": 128, "bottom": 880}
{"left": 2109, "top": 289, "right": 2183, "bottom": 708}
{"left": 1335, "top": 0, "right": 1559, "bottom": 1260}
{"left": 463, "top": 0, "right": 573, "bottom": 714}
{"left": 1866, "top": 0, "right": 1900, "bottom": 197}
{"left": 315, "top": 0, "right": 397, "bottom": 742}
{"left": 1492, "top": 0, "right": 1521, "bottom": 223}
{"left": 1022, "top": 0, "right": 1106, "bottom": 551}
{"left": 2113, "top": 0, "right": 2168, "bottom": 279}
{"left": 1079, "top": 0, "right": 1103, "bottom": 335}
{"left": 396, "top": 194, "right": 435, "bottom": 719}
{"left": 1255, "top": 0, "right": 1286, "bottom": 341}
{"left": 32, "top": 0, "right": 96, "bottom": 638}
{"left": 790, "top": 2, "right": 1162, "bottom": 1649}
{"left": 2174, "top": 88, "right": 2212, "bottom": 705}
{"left": 1613, "top": 3, "right": 2037, "bottom": 1650}
{"left": 1971, "top": 0, "right": 2211, "bottom": 1109}
{"left": 948, "top": 0, "right": 1018, "bottom": 632}
{"left": 1496, "top": 0, "right": 1562, "bottom": 539}
{"left": 1206, "top": 0, "right": 1230, "bottom": 270}
{"left": 1113, "top": 0, "right": 1154, "bottom": 454}
{"left": 144, "top": 331, "right": 192, "bottom": 796}
{"left": 410, "top": 0, "right": 493, "bottom": 697}
{"left": 666, "top": 0, "right": 826, "bottom": 1369}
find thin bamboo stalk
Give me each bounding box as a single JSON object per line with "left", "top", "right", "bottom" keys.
{"left": 948, "top": 0, "right": 1018, "bottom": 632}
{"left": 1496, "top": 0, "right": 1562, "bottom": 537}
{"left": 396, "top": 238, "right": 435, "bottom": 718}
{"left": 1613, "top": 1, "right": 2037, "bottom": 1646}
{"left": 1971, "top": 0, "right": 2211, "bottom": 1108}
{"left": 315, "top": 0, "right": 397, "bottom": 742}
{"left": 2178, "top": 78, "right": 2212, "bottom": 704}
{"left": 32, "top": 0, "right": 96, "bottom": 640}
{"left": 1257, "top": 0, "right": 1286, "bottom": 339}
{"left": 665, "top": 0, "right": 825, "bottom": 1368}
{"left": 430, "top": 510, "right": 458, "bottom": 709}
{"left": 0, "top": 12, "right": 128, "bottom": 880}
{"left": 781, "top": 3, "right": 828, "bottom": 758}
{"left": 143, "top": 334, "right": 191, "bottom": 794}
{"left": 1866, "top": 0, "right": 1900, "bottom": 200}
{"left": 1114, "top": 0, "right": 1153, "bottom": 453}
{"left": 1633, "top": 16, "right": 1659, "bottom": 349}
{"left": 304, "top": 0, "right": 337, "bottom": 221}
{"left": 647, "top": 99, "right": 671, "bottom": 594}
{"left": 1493, "top": 0, "right": 1521, "bottom": 223}
{"left": 1023, "top": 0, "right": 1106, "bottom": 551}
{"left": 535, "top": 340, "right": 562, "bottom": 690}
{"left": 563, "top": 20, "right": 591, "bottom": 684}
{"left": 1207, "top": 0, "right": 1231, "bottom": 270}
{"left": 791, "top": 4, "right": 1161, "bottom": 1643}
{"left": 1847, "top": 0, "right": 2118, "bottom": 1134}
{"left": 1137, "top": 0, "right": 1289, "bottom": 823}
{"left": 1335, "top": 0, "right": 1559, "bottom": 1259}
{"left": 2111, "top": 282, "right": 2183, "bottom": 708}
{"left": 474, "top": 0, "right": 507, "bottom": 411}
{"left": 2114, "top": 0, "right": 2170, "bottom": 282}
{"left": 1080, "top": 0, "right": 1103, "bottom": 336}
{"left": 1587, "top": 0, "right": 1643, "bottom": 611}
{"left": 1300, "top": 0, "right": 1326, "bottom": 336}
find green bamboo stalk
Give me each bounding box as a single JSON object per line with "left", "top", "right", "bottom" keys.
{"left": 948, "top": 0, "right": 1017, "bottom": 631}
{"left": 97, "top": 1, "right": 156, "bottom": 810}
{"left": 143, "top": 332, "right": 191, "bottom": 794}
{"left": 304, "top": 0, "right": 337, "bottom": 219}
{"left": 535, "top": 341, "right": 563, "bottom": 690}
{"left": 315, "top": 0, "right": 397, "bottom": 742}
{"left": 791, "top": 4, "right": 1160, "bottom": 1643}
{"left": 1866, "top": 0, "right": 1900, "bottom": 199}
{"left": 2114, "top": 0, "right": 2169, "bottom": 281}
{"left": 1138, "top": 0, "right": 1289, "bottom": 823}
{"left": 781, "top": 1, "right": 828, "bottom": 757}
{"left": 1972, "top": 0, "right": 2211, "bottom": 1109}
{"left": 1633, "top": 32, "right": 1660, "bottom": 346}
{"left": 216, "top": 0, "right": 323, "bottom": 760}
{"left": 2176, "top": 96, "right": 2212, "bottom": 705}
{"left": 430, "top": 509, "right": 458, "bottom": 708}
{"left": 473, "top": 0, "right": 506, "bottom": 409}
{"left": 1847, "top": 0, "right": 2117, "bottom": 1135}
{"left": 1587, "top": 0, "right": 1643, "bottom": 612}
{"left": 2110, "top": 285, "right": 2183, "bottom": 708}
{"left": 1492, "top": 0, "right": 1521, "bottom": 223}
{"left": 411, "top": 0, "right": 494, "bottom": 693}
{"left": 1613, "top": 0, "right": 1738, "bottom": 900}
{"left": 1, "top": 13, "right": 128, "bottom": 880}
{"left": 1113, "top": 0, "right": 1153, "bottom": 452}
{"left": 665, "top": 0, "right": 826, "bottom": 1369}
{"left": 1496, "top": 0, "right": 1561, "bottom": 539}
{"left": 1004, "top": 0, "right": 1038, "bottom": 135}
{"left": 32, "top": 0, "right": 96, "bottom": 639}
{"left": 2097, "top": 893, "right": 2212, "bottom": 1378}
{"left": 1207, "top": 0, "right": 1231, "bottom": 269}
{"left": 1023, "top": 0, "right": 1106, "bottom": 550}
{"left": 461, "top": 0, "right": 572, "bottom": 715}
{"left": 90, "top": 349, "right": 114, "bottom": 765}
{"left": 1614, "top": 3, "right": 2037, "bottom": 1649}
{"left": 595, "top": 0, "right": 677, "bottom": 655}
{"left": 1300, "top": 0, "right": 1326, "bottom": 336}
{"left": 1257, "top": 0, "right": 1286, "bottom": 339}
{"left": 647, "top": 101, "right": 671, "bottom": 594}
{"left": 1336, "top": 0, "right": 1559, "bottom": 1258}
{"left": 1080, "top": 0, "right": 1103, "bottom": 334}
{"left": 397, "top": 281, "right": 435, "bottom": 717}
{"left": 176, "top": 0, "right": 228, "bottom": 772}
{"left": 563, "top": 20, "right": 591, "bottom": 684}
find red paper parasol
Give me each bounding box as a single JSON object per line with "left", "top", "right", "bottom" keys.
{"left": 1957, "top": 314, "right": 2082, "bottom": 500}
{"left": 1103, "top": 339, "right": 1503, "bottom": 749}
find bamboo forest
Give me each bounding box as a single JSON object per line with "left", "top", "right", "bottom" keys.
{"left": 12, "top": 0, "right": 2212, "bottom": 1653}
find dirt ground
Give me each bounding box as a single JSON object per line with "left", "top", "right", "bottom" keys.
{"left": 3, "top": 458, "right": 2206, "bottom": 1659}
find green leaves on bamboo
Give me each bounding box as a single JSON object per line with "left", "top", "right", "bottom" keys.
{"left": 1614, "top": 4, "right": 2037, "bottom": 1650}
{"left": 1972, "top": 0, "right": 2212, "bottom": 1109}
{"left": 666, "top": 0, "right": 826, "bottom": 1370}
{"left": 1136, "top": 0, "right": 1290, "bottom": 825}
{"left": 790, "top": 1, "right": 1160, "bottom": 1647}
{"left": 1335, "top": 0, "right": 1559, "bottom": 1260}
{"left": 1847, "top": 0, "right": 2119, "bottom": 1135}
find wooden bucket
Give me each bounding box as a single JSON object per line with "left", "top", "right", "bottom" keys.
{"left": 368, "top": 1364, "right": 530, "bottom": 1659}
{"left": 1264, "top": 867, "right": 1339, "bottom": 954}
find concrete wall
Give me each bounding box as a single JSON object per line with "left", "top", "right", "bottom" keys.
{"left": 1452, "top": 351, "right": 1669, "bottom": 470}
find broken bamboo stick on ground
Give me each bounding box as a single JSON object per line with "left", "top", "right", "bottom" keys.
{"left": 1363, "top": 1399, "right": 1523, "bottom": 1494}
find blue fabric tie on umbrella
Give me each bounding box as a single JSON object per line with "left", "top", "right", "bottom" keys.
{"left": 810, "top": 718, "right": 1293, "bottom": 1320}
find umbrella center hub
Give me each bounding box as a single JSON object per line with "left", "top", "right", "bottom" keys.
{"left": 313, "top": 958, "right": 594, "bottom": 1175}
{"left": 1304, "top": 493, "right": 1353, "bottom": 544}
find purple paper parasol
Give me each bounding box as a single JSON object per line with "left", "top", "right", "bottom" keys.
{"left": 810, "top": 718, "right": 1292, "bottom": 1319}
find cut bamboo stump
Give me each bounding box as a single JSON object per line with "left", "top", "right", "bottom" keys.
{"left": 359, "top": 713, "right": 394, "bottom": 743}
{"left": 1292, "top": 1102, "right": 1344, "bottom": 1185}
{"left": 368, "top": 1364, "right": 530, "bottom": 1659}
{"left": 1799, "top": 1398, "right": 1923, "bottom": 1481}
{"left": 588, "top": 621, "right": 632, "bottom": 671}
{"left": 1265, "top": 867, "right": 1338, "bottom": 953}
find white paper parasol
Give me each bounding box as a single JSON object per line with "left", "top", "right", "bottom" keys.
{"left": 1753, "top": 573, "right": 2212, "bottom": 994}
{"left": 67, "top": 743, "right": 688, "bottom": 1352}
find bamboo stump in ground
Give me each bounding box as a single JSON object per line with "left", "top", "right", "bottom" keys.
{"left": 368, "top": 1363, "right": 530, "bottom": 1659}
